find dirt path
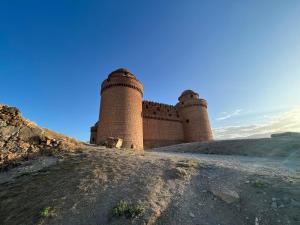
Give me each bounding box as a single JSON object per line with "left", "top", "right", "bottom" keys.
{"left": 151, "top": 152, "right": 300, "bottom": 179}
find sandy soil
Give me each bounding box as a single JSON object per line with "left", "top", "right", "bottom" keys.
{"left": 0, "top": 146, "right": 299, "bottom": 225}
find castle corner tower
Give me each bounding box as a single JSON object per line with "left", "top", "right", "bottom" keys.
{"left": 96, "top": 68, "right": 144, "bottom": 150}
{"left": 177, "top": 90, "right": 213, "bottom": 142}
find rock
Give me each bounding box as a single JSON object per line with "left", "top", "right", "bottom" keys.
{"left": 0, "top": 141, "right": 5, "bottom": 148}
{"left": 167, "top": 167, "right": 188, "bottom": 179}
{"left": 19, "top": 142, "right": 31, "bottom": 150}
{"left": 19, "top": 126, "right": 43, "bottom": 142}
{"left": 0, "top": 120, "right": 6, "bottom": 127}
{"left": 0, "top": 126, "right": 18, "bottom": 141}
{"left": 291, "top": 199, "right": 300, "bottom": 207}
{"left": 210, "top": 186, "right": 240, "bottom": 204}
{"left": 255, "top": 217, "right": 259, "bottom": 225}
{"left": 189, "top": 212, "right": 195, "bottom": 218}
{"left": 105, "top": 137, "right": 123, "bottom": 148}
{"left": 271, "top": 201, "right": 277, "bottom": 209}
{"left": 46, "top": 139, "right": 52, "bottom": 146}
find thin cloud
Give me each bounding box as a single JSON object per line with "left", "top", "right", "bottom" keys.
{"left": 213, "top": 106, "right": 300, "bottom": 139}
{"left": 216, "top": 109, "right": 243, "bottom": 121}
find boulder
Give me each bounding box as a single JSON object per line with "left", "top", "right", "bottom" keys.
{"left": 0, "top": 126, "right": 18, "bottom": 141}
{"left": 210, "top": 185, "right": 240, "bottom": 204}
{"left": 19, "top": 126, "right": 43, "bottom": 142}
{"left": 105, "top": 137, "right": 123, "bottom": 148}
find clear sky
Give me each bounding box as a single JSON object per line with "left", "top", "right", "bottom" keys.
{"left": 1, "top": 0, "right": 300, "bottom": 140}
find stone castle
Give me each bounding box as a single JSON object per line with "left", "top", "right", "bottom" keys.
{"left": 90, "top": 68, "right": 213, "bottom": 149}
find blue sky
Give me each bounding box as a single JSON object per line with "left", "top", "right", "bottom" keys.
{"left": 1, "top": 0, "right": 300, "bottom": 140}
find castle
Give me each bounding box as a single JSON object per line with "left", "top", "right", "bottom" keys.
{"left": 90, "top": 68, "right": 213, "bottom": 149}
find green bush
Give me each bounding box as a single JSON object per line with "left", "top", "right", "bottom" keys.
{"left": 112, "top": 200, "right": 144, "bottom": 219}
{"left": 40, "top": 207, "right": 52, "bottom": 217}
{"left": 252, "top": 180, "right": 266, "bottom": 188}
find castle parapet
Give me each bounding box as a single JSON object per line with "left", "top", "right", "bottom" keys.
{"left": 142, "top": 100, "right": 181, "bottom": 122}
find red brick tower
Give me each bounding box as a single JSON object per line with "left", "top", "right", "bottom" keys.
{"left": 177, "top": 90, "right": 213, "bottom": 142}
{"left": 96, "top": 68, "right": 144, "bottom": 149}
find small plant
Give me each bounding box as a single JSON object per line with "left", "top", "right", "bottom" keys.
{"left": 112, "top": 200, "right": 144, "bottom": 219}
{"left": 252, "top": 180, "right": 266, "bottom": 188}
{"left": 40, "top": 206, "right": 52, "bottom": 218}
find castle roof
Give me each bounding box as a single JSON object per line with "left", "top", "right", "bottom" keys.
{"left": 179, "top": 90, "right": 199, "bottom": 98}
{"left": 108, "top": 68, "right": 136, "bottom": 79}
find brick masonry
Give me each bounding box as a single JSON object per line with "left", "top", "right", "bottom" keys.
{"left": 90, "top": 68, "right": 213, "bottom": 150}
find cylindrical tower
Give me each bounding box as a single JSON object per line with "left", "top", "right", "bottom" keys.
{"left": 176, "top": 90, "right": 213, "bottom": 142}
{"left": 96, "top": 68, "right": 144, "bottom": 150}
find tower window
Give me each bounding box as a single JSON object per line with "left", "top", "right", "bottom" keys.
{"left": 190, "top": 95, "right": 193, "bottom": 98}
{"left": 153, "top": 111, "right": 156, "bottom": 115}
{"left": 157, "top": 107, "right": 160, "bottom": 111}
{"left": 186, "top": 119, "right": 190, "bottom": 123}
{"left": 146, "top": 105, "right": 148, "bottom": 109}
{"left": 181, "top": 102, "right": 184, "bottom": 105}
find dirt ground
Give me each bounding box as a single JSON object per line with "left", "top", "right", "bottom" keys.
{"left": 150, "top": 137, "right": 300, "bottom": 158}
{"left": 0, "top": 145, "right": 299, "bottom": 225}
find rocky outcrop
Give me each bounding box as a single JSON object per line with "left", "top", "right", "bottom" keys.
{"left": 0, "top": 104, "right": 83, "bottom": 170}
{"left": 105, "top": 137, "right": 123, "bottom": 148}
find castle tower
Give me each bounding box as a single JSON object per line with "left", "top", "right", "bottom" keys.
{"left": 177, "top": 90, "right": 213, "bottom": 142}
{"left": 96, "top": 68, "right": 144, "bottom": 149}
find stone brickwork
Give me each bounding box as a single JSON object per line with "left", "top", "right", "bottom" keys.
{"left": 142, "top": 101, "right": 184, "bottom": 148}
{"left": 91, "top": 68, "right": 213, "bottom": 150}
{"left": 96, "top": 68, "right": 144, "bottom": 150}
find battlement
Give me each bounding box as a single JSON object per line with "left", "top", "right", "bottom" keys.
{"left": 142, "top": 101, "right": 181, "bottom": 122}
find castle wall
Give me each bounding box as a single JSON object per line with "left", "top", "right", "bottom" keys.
{"left": 91, "top": 69, "right": 213, "bottom": 150}
{"left": 90, "top": 123, "right": 97, "bottom": 144}
{"left": 142, "top": 101, "right": 184, "bottom": 148}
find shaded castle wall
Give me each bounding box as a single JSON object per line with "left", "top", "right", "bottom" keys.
{"left": 142, "top": 101, "right": 184, "bottom": 148}
{"left": 90, "top": 122, "right": 98, "bottom": 144}
{"left": 96, "top": 70, "right": 144, "bottom": 149}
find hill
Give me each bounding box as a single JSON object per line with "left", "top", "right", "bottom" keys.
{"left": 0, "top": 104, "right": 83, "bottom": 170}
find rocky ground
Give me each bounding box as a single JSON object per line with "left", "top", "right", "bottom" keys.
{"left": 0, "top": 104, "right": 83, "bottom": 170}
{"left": 0, "top": 145, "right": 299, "bottom": 225}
